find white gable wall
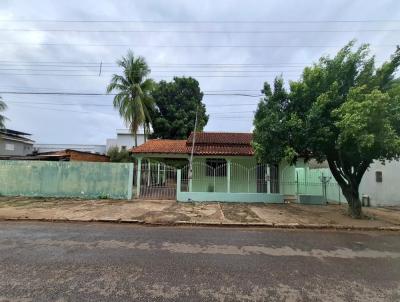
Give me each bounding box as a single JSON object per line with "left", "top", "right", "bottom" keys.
{"left": 359, "top": 160, "right": 400, "bottom": 206}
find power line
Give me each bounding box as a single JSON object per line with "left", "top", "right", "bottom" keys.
{"left": 10, "top": 102, "right": 256, "bottom": 119}
{"left": 1, "top": 28, "right": 399, "bottom": 34}
{"left": 0, "top": 42, "right": 396, "bottom": 48}
{"left": 0, "top": 91, "right": 263, "bottom": 97}
{"left": 0, "top": 85, "right": 261, "bottom": 93}
{"left": 0, "top": 73, "right": 290, "bottom": 78}
{"left": 0, "top": 68, "right": 303, "bottom": 73}
{"left": 5, "top": 100, "right": 259, "bottom": 108}
{"left": 0, "top": 60, "right": 385, "bottom": 66}
{"left": 1, "top": 19, "right": 400, "bottom": 24}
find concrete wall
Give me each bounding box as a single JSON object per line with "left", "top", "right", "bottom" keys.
{"left": 0, "top": 138, "right": 33, "bottom": 156}
{"left": 0, "top": 161, "right": 133, "bottom": 199}
{"left": 359, "top": 160, "right": 400, "bottom": 206}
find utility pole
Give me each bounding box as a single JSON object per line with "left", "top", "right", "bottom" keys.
{"left": 188, "top": 107, "right": 198, "bottom": 180}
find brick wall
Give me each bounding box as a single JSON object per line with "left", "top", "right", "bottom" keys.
{"left": 67, "top": 150, "right": 109, "bottom": 162}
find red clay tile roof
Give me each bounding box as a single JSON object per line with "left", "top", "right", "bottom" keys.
{"left": 187, "top": 132, "right": 252, "bottom": 145}
{"left": 131, "top": 132, "right": 255, "bottom": 156}
{"left": 191, "top": 144, "right": 254, "bottom": 156}
{"left": 131, "top": 140, "right": 188, "bottom": 154}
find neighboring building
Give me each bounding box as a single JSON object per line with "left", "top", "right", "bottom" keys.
{"left": 359, "top": 160, "right": 400, "bottom": 206}
{"left": 0, "top": 129, "right": 34, "bottom": 156}
{"left": 35, "top": 149, "right": 109, "bottom": 162}
{"left": 34, "top": 144, "right": 106, "bottom": 155}
{"left": 106, "top": 128, "right": 149, "bottom": 153}
{"left": 286, "top": 159, "right": 400, "bottom": 207}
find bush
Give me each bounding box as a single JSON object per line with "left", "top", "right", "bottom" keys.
{"left": 107, "top": 146, "right": 134, "bottom": 163}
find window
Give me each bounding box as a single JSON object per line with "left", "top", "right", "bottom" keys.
{"left": 5, "top": 143, "right": 14, "bottom": 151}
{"left": 206, "top": 158, "right": 227, "bottom": 176}
{"left": 375, "top": 171, "right": 383, "bottom": 183}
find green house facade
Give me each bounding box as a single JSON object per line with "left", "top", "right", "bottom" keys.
{"left": 131, "top": 132, "right": 286, "bottom": 203}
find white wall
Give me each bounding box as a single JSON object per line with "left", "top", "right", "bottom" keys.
{"left": 106, "top": 128, "right": 148, "bottom": 152}
{"left": 360, "top": 160, "right": 400, "bottom": 206}
{"left": 287, "top": 160, "right": 400, "bottom": 206}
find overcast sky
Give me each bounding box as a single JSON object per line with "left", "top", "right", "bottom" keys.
{"left": 0, "top": 0, "right": 399, "bottom": 145}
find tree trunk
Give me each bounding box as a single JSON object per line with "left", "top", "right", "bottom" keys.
{"left": 134, "top": 133, "right": 138, "bottom": 147}
{"left": 340, "top": 184, "right": 362, "bottom": 218}
{"left": 327, "top": 158, "right": 365, "bottom": 219}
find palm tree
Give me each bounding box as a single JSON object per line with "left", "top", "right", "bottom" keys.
{"left": 0, "top": 96, "right": 7, "bottom": 129}
{"left": 107, "top": 50, "right": 154, "bottom": 147}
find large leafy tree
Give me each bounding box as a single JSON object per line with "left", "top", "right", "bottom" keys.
{"left": 0, "top": 96, "right": 6, "bottom": 129}
{"left": 150, "top": 77, "right": 208, "bottom": 139}
{"left": 253, "top": 41, "right": 400, "bottom": 218}
{"left": 107, "top": 50, "right": 155, "bottom": 147}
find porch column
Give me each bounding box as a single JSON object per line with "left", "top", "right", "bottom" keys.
{"left": 157, "top": 163, "right": 160, "bottom": 184}
{"left": 147, "top": 161, "right": 151, "bottom": 186}
{"left": 176, "top": 169, "right": 182, "bottom": 200}
{"left": 267, "top": 165, "right": 271, "bottom": 193}
{"left": 136, "top": 157, "right": 142, "bottom": 198}
{"left": 227, "top": 159, "right": 231, "bottom": 193}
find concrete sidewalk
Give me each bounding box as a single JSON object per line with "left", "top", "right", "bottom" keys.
{"left": 0, "top": 197, "right": 399, "bottom": 230}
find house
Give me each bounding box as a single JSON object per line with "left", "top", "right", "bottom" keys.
{"left": 34, "top": 144, "right": 106, "bottom": 155}
{"left": 106, "top": 128, "right": 150, "bottom": 153}
{"left": 0, "top": 129, "right": 35, "bottom": 157}
{"left": 131, "top": 132, "right": 283, "bottom": 202}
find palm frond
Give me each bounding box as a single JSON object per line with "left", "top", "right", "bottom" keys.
{"left": 108, "top": 50, "right": 155, "bottom": 139}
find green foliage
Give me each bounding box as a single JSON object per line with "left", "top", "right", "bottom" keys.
{"left": 107, "top": 146, "right": 134, "bottom": 163}
{"left": 107, "top": 50, "right": 155, "bottom": 146}
{"left": 150, "top": 77, "right": 208, "bottom": 139}
{"left": 0, "top": 96, "right": 7, "bottom": 129}
{"left": 253, "top": 41, "right": 400, "bottom": 217}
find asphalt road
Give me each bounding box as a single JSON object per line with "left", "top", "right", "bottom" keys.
{"left": 0, "top": 222, "right": 399, "bottom": 302}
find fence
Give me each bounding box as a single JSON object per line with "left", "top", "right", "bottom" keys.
{"left": 136, "top": 161, "right": 177, "bottom": 199}
{"left": 0, "top": 161, "right": 134, "bottom": 199}
{"left": 280, "top": 166, "right": 345, "bottom": 204}
{"left": 177, "top": 162, "right": 284, "bottom": 203}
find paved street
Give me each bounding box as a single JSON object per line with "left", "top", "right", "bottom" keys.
{"left": 0, "top": 222, "right": 399, "bottom": 301}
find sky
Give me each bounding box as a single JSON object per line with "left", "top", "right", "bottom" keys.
{"left": 0, "top": 0, "right": 399, "bottom": 145}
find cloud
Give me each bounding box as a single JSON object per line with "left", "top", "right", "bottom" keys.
{"left": 0, "top": 0, "right": 399, "bottom": 144}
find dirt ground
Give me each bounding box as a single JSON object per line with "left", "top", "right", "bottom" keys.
{"left": 0, "top": 196, "right": 399, "bottom": 228}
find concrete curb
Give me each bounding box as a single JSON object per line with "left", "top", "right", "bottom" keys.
{"left": 1, "top": 217, "right": 400, "bottom": 231}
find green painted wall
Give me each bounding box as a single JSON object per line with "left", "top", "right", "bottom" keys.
{"left": 230, "top": 157, "right": 258, "bottom": 193}
{"left": 0, "top": 161, "right": 133, "bottom": 199}
{"left": 281, "top": 163, "right": 345, "bottom": 203}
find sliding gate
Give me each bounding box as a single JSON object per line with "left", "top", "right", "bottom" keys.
{"left": 138, "top": 162, "right": 177, "bottom": 199}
